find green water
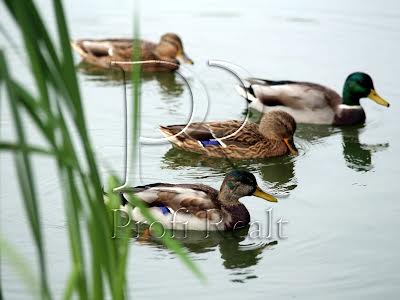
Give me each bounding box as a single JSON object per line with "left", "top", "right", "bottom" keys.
{"left": 1, "top": 0, "right": 400, "bottom": 299}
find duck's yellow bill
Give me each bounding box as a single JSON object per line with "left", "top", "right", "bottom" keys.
{"left": 368, "top": 89, "right": 390, "bottom": 107}
{"left": 253, "top": 186, "right": 278, "bottom": 203}
{"left": 284, "top": 138, "right": 299, "bottom": 155}
{"left": 178, "top": 51, "right": 194, "bottom": 65}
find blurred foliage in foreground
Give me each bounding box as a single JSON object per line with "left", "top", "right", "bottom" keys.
{"left": 0, "top": 0, "right": 201, "bottom": 299}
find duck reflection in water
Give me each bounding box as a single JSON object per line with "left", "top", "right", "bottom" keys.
{"left": 295, "top": 122, "right": 389, "bottom": 172}
{"left": 134, "top": 225, "right": 277, "bottom": 283}
{"left": 162, "top": 148, "right": 297, "bottom": 195}
{"left": 248, "top": 108, "right": 389, "bottom": 172}
{"left": 76, "top": 62, "right": 185, "bottom": 96}
{"left": 341, "top": 125, "right": 389, "bottom": 172}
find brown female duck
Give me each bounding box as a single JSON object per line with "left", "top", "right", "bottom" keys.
{"left": 120, "top": 170, "right": 278, "bottom": 231}
{"left": 160, "top": 110, "right": 298, "bottom": 159}
{"left": 71, "top": 33, "right": 193, "bottom": 72}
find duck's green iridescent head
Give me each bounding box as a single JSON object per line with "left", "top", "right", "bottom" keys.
{"left": 221, "top": 170, "right": 278, "bottom": 203}
{"left": 342, "top": 72, "right": 390, "bottom": 107}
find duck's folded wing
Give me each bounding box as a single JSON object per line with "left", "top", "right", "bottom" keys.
{"left": 160, "top": 121, "right": 241, "bottom": 142}
{"left": 160, "top": 121, "right": 264, "bottom": 151}
{"left": 160, "top": 123, "right": 213, "bottom": 141}
{"left": 72, "top": 40, "right": 112, "bottom": 57}
{"left": 71, "top": 39, "right": 134, "bottom": 57}
{"left": 123, "top": 183, "right": 219, "bottom": 215}
{"left": 236, "top": 78, "right": 335, "bottom": 109}
{"left": 247, "top": 78, "right": 298, "bottom": 86}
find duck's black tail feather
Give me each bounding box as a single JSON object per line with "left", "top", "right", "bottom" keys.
{"left": 235, "top": 84, "right": 257, "bottom": 103}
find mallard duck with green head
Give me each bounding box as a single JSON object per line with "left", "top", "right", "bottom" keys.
{"left": 160, "top": 110, "right": 298, "bottom": 159}
{"left": 71, "top": 33, "right": 193, "bottom": 72}
{"left": 120, "top": 170, "right": 278, "bottom": 231}
{"left": 236, "top": 72, "right": 390, "bottom": 125}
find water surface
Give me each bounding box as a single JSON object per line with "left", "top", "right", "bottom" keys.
{"left": 1, "top": 0, "right": 400, "bottom": 299}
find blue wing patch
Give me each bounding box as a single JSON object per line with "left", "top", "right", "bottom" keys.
{"left": 156, "top": 204, "right": 171, "bottom": 215}
{"left": 199, "top": 139, "right": 223, "bottom": 147}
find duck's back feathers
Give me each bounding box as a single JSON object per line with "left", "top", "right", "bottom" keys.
{"left": 160, "top": 121, "right": 259, "bottom": 143}
{"left": 73, "top": 38, "right": 157, "bottom": 59}
{"left": 244, "top": 78, "right": 342, "bottom": 109}
{"left": 247, "top": 78, "right": 299, "bottom": 86}
{"left": 71, "top": 38, "right": 178, "bottom": 71}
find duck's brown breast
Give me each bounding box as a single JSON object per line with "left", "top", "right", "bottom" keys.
{"left": 333, "top": 106, "right": 366, "bottom": 125}
{"left": 222, "top": 204, "right": 251, "bottom": 231}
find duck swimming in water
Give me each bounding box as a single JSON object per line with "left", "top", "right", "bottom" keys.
{"left": 71, "top": 33, "right": 193, "bottom": 72}
{"left": 120, "top": 170, "right": 278, "bottom": 231}
{"left": 236, "top": 72, "right": 390, "bottom": 125}
{"left": 160, "top": 110, "right": 298, "bottom": 159}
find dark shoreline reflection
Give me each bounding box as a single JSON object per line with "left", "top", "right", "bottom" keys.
{"left": 162, "top": 148, "right": 297, "bottom": 194}
{"left": 76, "top": 62, "right": 185, "bottom": 96}
{"left": 134, "top": 226, "right": 278, "bottom": 283}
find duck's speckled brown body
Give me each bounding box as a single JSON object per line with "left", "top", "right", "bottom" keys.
{"left": 71, "top": 33, "right": 193, "bottom": 72}
{"left": 160, "top": 111, "right": 298, "bottom": 159}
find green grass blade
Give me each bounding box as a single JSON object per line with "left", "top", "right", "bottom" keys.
{"left": 1, "top": 1, "right": 204, "bottom": 299}
{"left": 0, "top": 236, "right": 39, "bottom": 297}
{"left": 0, "top": 51, "right": 52, "bottom": 300}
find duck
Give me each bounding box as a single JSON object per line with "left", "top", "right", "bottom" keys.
{"left": 71, "top": 33, "right": 193, "bottom": 72}
{"left": 159, "top": 110, "right": 298, "bottom": 159}
{"left": 119, "top": 170, "right": 278, "bottom": 231}
{"left": 235, "top": 72, "right": 390, "bottom": 125}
